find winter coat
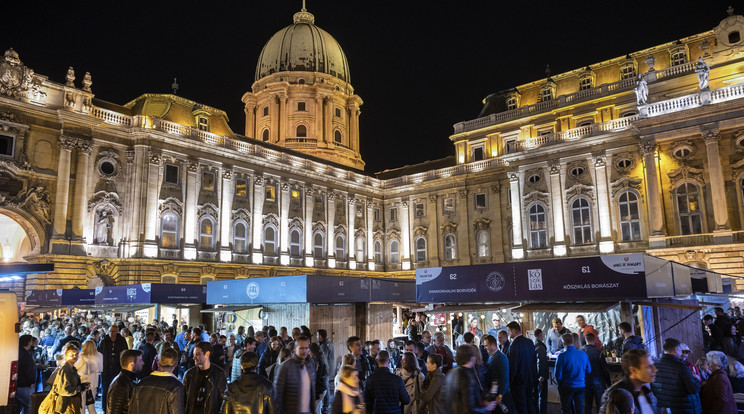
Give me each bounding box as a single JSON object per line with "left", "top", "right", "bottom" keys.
{"left": 107, "top": 369, "right": 138, "bottom": 414}
{"left": 418, "top": 368, "right": 446, "bottom": 414}
{"left": 397, "top": 369, "right": 424, "bottom": 414}
{"left": 444, "top": 366, "right": 489, "bottom": 414}
{"left": 700, "top": 368, "right": 737, "bottom": 414}
{"left": 364, "top": 366, "right": 410, "bottom": 414}
{"left": 621, "top": 335, "right": 645, "bottom": 354}
{"left": 274, "top": 354, "right": 316, "bottom": 414}
{"left": 129, "top": 372, "right": 185, "bottom": 414}
{"left": 650, "top": 354, "right": 702, "bottom": 414}
{"left": 600, "top": 377, "right": 659, "bottom": 414}
{"left": 183, "top": 364, "right": 228, "bottom": 414}
{"left": 98, "top": 334, "right": 129, "bottom": 378}
{"left": 221, "top": 371, "right": 277, "bottom": 414}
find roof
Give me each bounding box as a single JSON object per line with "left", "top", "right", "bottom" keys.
{"left": 374, "top": 156, "right": 456, "bottom": 180}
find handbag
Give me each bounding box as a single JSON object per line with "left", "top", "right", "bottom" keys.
{"left": 38, "top": 370, "right": 61, "bottom": 414}
{"left": 85, "top": 388, "right": 95, "bottom": 406}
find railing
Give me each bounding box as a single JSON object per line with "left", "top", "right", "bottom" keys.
{"left": 381, "top": 157, "right": 509, "bottom": 189}
{"left": 511, "top": 115, "right": 639, "bottom": 152}
{"left": 654, "top": 61, "right": 695, "bottom": 80}
{"left": 666, "top": 233, "right": 713, "bottom": 247}
{"left": 645, "top": 94, "right": 702, "bottom": 117}
{"left": 90, "top": 107, "right": 132, "bottom": 126}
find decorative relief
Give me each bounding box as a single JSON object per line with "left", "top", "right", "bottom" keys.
{"left": 593, "top": 154, "right": 606, "bottom": 168}
{"left": 509, "top": 173, "right": 520, "bottom": 182}
{"left": 387, "top": 228, "right": 401, "bottom": 240}
{"left": 289, "top": 217, "right": 303, "bottom": 230}
{"left": 304, "top": 186, "right": 314, "bottom": 197}
{"left": 639, "top": 140, "right": 657, "bottom": 156}
{"left": 254, "top": 176, "right": 264, "bottom": 186}
{"left": 312, "top": 221, "right": 326, "bottom": 234}
{"left": 566, "top": 161, "right": 589, "bottom": 181}
{"left": 280, "top": 182, "right": 289, "bottom": 192}
{"left": 149, "top": 151, "right": 162, "bottom": 165}
{"left": 610, "top": 177, "right": 644, "bottom": 200}
{"left": 187, "top": 161, "right": 199, "bottom": 173}
{"left": 440, "top": 222, "right": 457, "bottom": 235}
{"left": 198, "top": 203, "right": 219, "bottom": 220}
{"left": 413, "top": 226, "right": 428, "bottom": 238}
{"left": 231, "top": 208, "right": 251, "bottom": 223}
{"left": 0, "top": 186, "right": 52, "bottom": 224}
{"left": 731, "top": 158, "right": 744, "bottom": 180}
{"left": 702, "top": 128, "right": 720, "bottom": 143}
{"left": 565, "top": 184, "right": 595, "bottom": 203}
{"left": 668, "top": 165, "right": 705, "bottom": 189}
{"left": 473, "top": 218, "right": 491, "bottom": 232}
{"left": 334, "top": 224, "right": 347, "bottom": 237}
{"left": 76, "top": 138, "right": 93, "bottom": 154}
{"left": 0, "top": 111, "right": 18, "bottom": 124}
{"left": 522, "top": 190, "right": 550, "bottom": 213}
{"left": 59, "top": 135, "right": 77, "bottom": 151}
{"left": 222, "top": 169, "right": 232, "bottom": 179}
{"left": 458, "top": 190, "right": 467, "bottom": 199}
{"left": 354, "top": 228, "right": 366, "bottom": 240}
{"left": 159, "top": 197, "right": 183, "bottom": 216}
{"left": 0, "top": 49, "right": 36, "bottom": 99}
{"left": 93, "top": 259, "right": 115, "bottom": 277}
{"left": 262, "top": 213, "right": 279, "bottom": 228}
{"left": 87, "top": 191, "right": 123, "bottom": 215}
{"left": 549, "top": 162, "right": 561, "bottom": 175}
{"left": 613, "top": 152, "right": 637, "bottom": 175}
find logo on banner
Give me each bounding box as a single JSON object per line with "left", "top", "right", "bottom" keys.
{"left": 126, "top": 288, "right": 137, "bottom": 301}
{"left": 246, "top": 282, "right": 260, "bottom": 300}
{"left": 486, "top": 271, "right": 506, "bottom": 292}
{"left": 528, "top": 269, "right": 543, "bottom": 290}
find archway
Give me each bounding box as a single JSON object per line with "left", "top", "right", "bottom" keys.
{"left": 0, "top": 213, "right": 34, "bottom": 262}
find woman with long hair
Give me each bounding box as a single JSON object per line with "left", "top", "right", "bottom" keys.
{"left": 396, "top": 351, "right": 425, "bottom": 414}
{"left": 74, "top": 340, "right": 102, "bottom": 413}
{"left": 53, "top": 344, "right": 88, "bottom": 414}
{"left": 332, "top": 365, "right": 363, "bottom": 414}
{"left": 335, "top": 354, "right": 356, "bottom": 388}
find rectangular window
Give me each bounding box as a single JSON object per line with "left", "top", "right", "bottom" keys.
{"left": 335, "top": 108, "right": 342, "bottom": 118}
{"left": 471, "top": 145, "right": 485, "bottom": 162}
{"left": 201, "top": 171, "right": 215, "bottom": 192}
{"left": 291, "top": 189, "right": 301, "bottom": 207}
{"left": 0, "top": 134, "right": 14, "bottom": 157}
{"left": 671, "top": 51, "right": 686, "bottom": 66}
{"left": 474, "top": 193, "right": 487, "bottom": 209}
{"left": 263, "top": 107, "right": 269, "bottom": 116}
{"left": 579, "top": 77, "right": 592, "bottom": 91}
{"left": 414, "top": 202, "right": 425, "bottom": 218}
{"left": 504, "top": 139, "right": 517, "bottom": 154}
{"left": 164, "top": 164, "right": 180, "bottom": 185}
{"left": 297, "top": 102, "right": 306, "bottom": 111}
{"left": 506, "top": 97, "right": 517, "bottom": 111}
{"left": 374, "top": 208, "right": 381, "bottom": 222}
{"left": 356, "top": 204, "right": 364, "bottom": 218}
{"left": 389, "top": 207, "right": 398, "bottom": 222}
{"left": 314, "top": 195, "right": 324, "bottom": 212}
{"left": 621, "top": 64, "right": 636, "bottom": 79}
{"left": 197, "top": 117, "right": 209, "bottom": 131}
{"left": 265, "top": 185, "right": 276, "bottom": 202}
{"left": 541, "top": 88, "right": 553, "bottom": 102}
{"left": 443, "top": 197, "right": 455, "bottom": 214}
{"left": 235, "top": 179, "right": 248, "bottom": 198}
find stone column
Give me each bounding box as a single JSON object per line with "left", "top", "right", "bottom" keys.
{"left": 592, "top": 152, "right": 615, "bottom": 253}
{"left": 279, "top": 181, "right": 290, "bottom": 265}
{"left": 400, "top": 199, "right": 411, "bottom": 270}
{"left": 243, "top": 100, "right": 256, "bottom": 139}
{"left": 509, "top": 173, "right": 524, "bottom": 259}
{"left": 183, "top": 161, "right": 199, "bottom": 260}
{"left": 219, "top": 169, "right": 233, "bottom": 262}
{"left": 71, "top": 139, "right": 92, "bottom": 240}
{"left": 703, "top": 130, "right": 731, "bottom": 237}
{"left": 314, "top": 95, "right": 324, "bottom": 142}
{"left": 548, "top": 163, "right": 566, "bottom": 256}
{"left": 324, "top": 97, "right": 333, "bottom": 144}
{"left": 304, "top": 187, "right": 315, "bottom": 267}
{"left": 326, "top": 192, "right": 336, "bottom": 268}
{"left": 271, "top": 97, "right": 280, "bottom": 143}
{"left": 52, "top": 136, "right": 76, "bottom": 251}
{"left": 143, "top": 151, "right": 161, "bottom": 257}
{"left": 127, "top": 146, "right": 146, "bottom": 255}
{"left": 640, "top": 140, "right": 665, "bottom": 246}
{"left": 252, "top": 176, "right": 265, "bottom": 264}
{"left": 278, "top": 96, "right": 287, "bottom": 144}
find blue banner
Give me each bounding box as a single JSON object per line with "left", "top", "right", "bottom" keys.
{"left": 26, "top": 289, "right": 95, "bottom": 306}
{"left": 370, "top": 278, "right": 416, "bottom": 302}
{"left": 307, "top": 276, "right": 370, "bottom": 302}
{"left": 416, "top": 254, "right": 647, "bottom": 303}
{"left": 207, "top": 275, "right": 308, "bottom": 304}
{"left": 95, "top": 283, "right": 206, "bottom": 305}
{"left": 61, "top": 289, "right": 95, "bottom": 305}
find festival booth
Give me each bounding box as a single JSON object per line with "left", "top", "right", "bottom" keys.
{"left": 24, "top": 288, "right": 95, "bottom": 314}
{"left": 207, "top": 275, "right": 416, "bottom": 362}
{"left": 416, "top": 253, "right": 729, "bottom": 404}
{"left": 94, "top": 283, "right": 206, "bottom": 327}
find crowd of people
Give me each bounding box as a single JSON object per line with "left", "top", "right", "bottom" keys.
{"left": 13, "top": 309, "right": 744, "bottom": 414}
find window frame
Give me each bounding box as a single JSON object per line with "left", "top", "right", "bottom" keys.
{"left": 571, "top": 197, "right": 593, "bottom": 245}
{"left": 476, "top": 230, "right": 490, "bottom": 258}
{"left": 389, "top": 207, "right": 398, "bottom": 222}
{"left": 415, "top": 237, "right": 427, "bottom": 262}
{"left": 528, "top": 203, "right": 548, "bottom": 249}
{"left": 471, "top": 144, "right": 485, "bottom": 162}
{"left": 414, "top": 202, "right": 425, "bottom": 218}
{"left": 197, "top": 116, "right": 209, "bottom": 132}
{"left": 474, "top": 193, "right": 487, "bottom": 210}
{"left": 233, "top": 220, "right": 248, "bottom": 253}
{"left": 374, "top": 240, "right": 383, "bottom": 264}
{"left": 444, "top": 234, "right": 456, "bottom": 260}
{"left": 164, "top": 164, "right": 180, "bottom": 185}
{"left": 262, "top": 129, "right": 270, "bottom": 141}
{"left": 618, "top": 190, "right": 642, "bottom": 242}
{"left": 296, "top": 124, "right": 307, "bottom": 138}
{"left": 263, "top": 224, "right": 277, "bottom": 256}
{"left": 265, "top": 185, "right": 276, "bottom": 202}
{"left": 335, "top": 234, "right": 346, "bottom": 261}
{"left": 0, "top": 134, "right": 15, "bottom": 158}
{"left": 313, "top": 231, "right": 325, "bottom": 259}
{"left": 201, "top": 171, "right": 216, "bottom": 192}
{"left": 235, "top": 179, "right": 248, "bottom": 198}
{"left": 263, "top": 106, "right": 269, "bottom": 117}
{"left": 160, "top": 211, "right": 179, "bottom": 248}
{"left": 389, "top": 239, "right": 400, "bottom": 264}
{"left": 355, "top": 236, "right": 365, "bottom": 263}
{"left": 297, "top": 101, "right": 306, "bottom": 111}
{"left": 675, "top": 182, "right": 703, "bottom": 235}
{"left": 199, "top": 216, "right": 215, "bottom": 251}
{"left": 289, "top": 228, "right": 302, "bottom": 257}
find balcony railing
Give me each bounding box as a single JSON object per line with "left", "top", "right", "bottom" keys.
{"left": 666, "top": 233, "right": 713, "bottom": 247}
{"left": 643, "top": 81, "right": 744, "bottom": 118}
{"left": 509, "top": 115, "right": 639, "bottom": 153}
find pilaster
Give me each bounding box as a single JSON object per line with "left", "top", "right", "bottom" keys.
{"left": 400, "top": 199, "right": 411, "bottom": 270}
{"left": 183, "top": 161, "right": 199, "bottom": 260}
{"left": 304, "top": 186, "right": 314, "bottom": 267}
{"left": 509, "top": 172, "right": 524, "bottom": 259}
{"left": 279, "top": 181, "right": 290, "bottom": 265}
{"left": 640, "top": 139, "right": 666, "bottom": 247}
{"left": 220, "top": 168, "right": 233, "bottom": 262}
{"left": 252, "top": 176, "right": 265, "bottom": 264}
{"left": 143, "top": 151, "right": 161, "bottom": 257}
{"left": 347, "top": 197, "right": 356, "bottom": 269}
{"left": 548, "top": 162, "right": 566, "bottom": 256}
{"left": 703, "top": 129, "right": 733, "bottom": 243}
{"left": 326, "top": 192, "right": 336, "bottom": 268}
{"left": 51, "top": 135, "right": 75, "bottom": 253}
{"left": 592, "top": 152, "right": 615, "bottom": 253}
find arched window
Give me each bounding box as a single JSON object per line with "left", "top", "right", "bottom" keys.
{"left": 476, "top": 230, "right": 489, "bottom": 258}
{"left": 444, "top": 234, "right": 456, "bottom": 260}
{"left": 529, "top": 204, "right": 547, "bottom": 248}
{"left": 296, "top": 125, "right": 307, "bottom": 138}
{"left": 355, "top": 237, "right": 365, "bottom": 262}
{"left": 233, "top": 221, "right": 248, "bottom": 253}
{"left": 313, "top": 232, "right": 325, "bottom": 259}
{"left": 263, "top": 225, "right": 277, "bottom": 256}
{"left": 290, "top": 228, "right": 302, "bottom": 257}
{"left": 199, "top": 217, "right": 215, "bottom": 250}
{"left": 676, "top": 183, "right": 702, "bottom": 235}
{"left": 389, "top": 240, "right": 400, "bottom": 264}
{"left": 160, "top": 212, "right": 179, "bottom": 248}
{"left": 415, "top": 237, "right": 427, "bottom": 262}
{"left": 618, "top": 191, "right": 641, "bottom": 242}
{"left": 262, "top": 129, "right": 269, "bottom": 142}
{"left": 334, "top": 130, "right": 342, "bottom": 144}
{"left": 571, "top": 198, "right": 592, "bottom": 245}
{"left": 374, "top": 240, "right": 383, "bottom": 264}
{"left": 335, "top": 235, "right": 345, "bottom": 261}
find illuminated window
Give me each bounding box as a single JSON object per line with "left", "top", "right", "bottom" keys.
{"left": 233, "top": 221, "right": 248, "bottom": 253}
{"left": 444, "top": 234, "right": 456, "bottom": 260}
{"left": 160, "top": 212, "right": 179, "bottom": 248}
{"left": 265, "top": 185, "right": 276, "bottom": 202}
{"left": 571, "top": 198, "right": 593, "bottom": 245}
{"left": 296, "top": 125, "right": 307, "bottom": 138}
{"left": 618, "top": 191, "right": 641, "bottom": 242}
{"left": 262, "top": 129, "right": 269, "bottom": 142}
{"left": 474, "top": 193, "right": 487, "bottom": 210}
{"left": 335, "top": 235, "right": 345, "bottom": 261}
{"left": 676, "top": 183, "right": 702, "bottom": 235}
{"left": 164, "top": 164, "right": 179, "bottom": 185}
{"left": 355, "top": 237, "right": 365, "bottom": 262}
{"left": 415, "top": 237, "right": 427, "bottom": 262}
{"left": 290, "top": 229, "right": 302, "bottom": 257}
{"left": 313, "top": 232, "right": 325, "bottom": 259}
{"left": 197, "top": 116, "right": 209, "bottom": 132}
{"left": 201, "top": 171, "right": 215, "bottom": 192}
{"left": 540, "top": 87, "right": 553, "bottom": 102}
{"left": 297, "top": 101, "right": 306, "bottom": 111}
{"left": 263, "top": 225, "right": 277, "bottom": 256}
{"left": 374, "top": 240, "right": 383, "bottom": 264}
{"left": 621, "top": 62, "right": 636, "bottom": 79}
{"left": 476, "top": 230, "right": 489, "bottom": 258}
{"left": 235, "top": 179, "right": 248, "bottom": 198}
{"left": 199, "top": 217, "right": 215, "bottom": 250}
{"left": 670, "top": 45, "right": 687, "bottom": 67}
{"left": 529, "top": 204, "right": 548, "bottom": 249}
{"left": 389, "top": 240, "right": 400, "bottom": 264}
{"left": 414, "top": 202, "right": 425, "bottom": 218}
{"left": 291, "top": 189, "right": 301, "bottom": 207}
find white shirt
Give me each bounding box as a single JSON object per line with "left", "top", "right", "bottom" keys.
{"left": 299, "top": 364, "right": 311, "bottom": 412}
{"left": 638, "top": 392, "right": 655, "bottom": 414}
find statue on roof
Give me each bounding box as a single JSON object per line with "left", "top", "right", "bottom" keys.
{"left": 634, "top": 74, "right": 648, "bottom": 105}
{"left": 695, "top": 57, "right": 710, "bottom": 91}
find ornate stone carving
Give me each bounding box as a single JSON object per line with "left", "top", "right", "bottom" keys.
{"left": 312, "top": 221, "right": 326, "bottom": 234}
{"left": 522, "top": 190, "right": 550, "bottom": 213}
{"left": 162, "top": 263, "right": 179, "bottom": 276}
{"left": 59, "top": 135, "right": 77, "bottom": 151}
{"left": 667, "top": 165, "right": 705, "bottom": 189}
{"left": 413, "top": 226, "right": 428, "bottom": 238}
{"left": 197, "top": 203, "right": 219, "bottom": 220}
{"left": 0, "top": 49, "right": 35, "bottom": 99}
{"left": 93, "top": 259, "right": 115, "bottom": 276}
{"left": 304, "top": 186, "right": 314, "bottom": 197}
{"left": 187, "top": 161, "right": 199, "bottom": 173}
{"left": 491, "top": 184, "right": 500, "bottom": 194}
{"left": 0, "top": 111, "right": 18, "bottom": 123}
{"left": 254, "top": 176, "right": 264, "bottom": 186}
{"left": 593, "top": 154, "right": 606, "bottom": 168}
{"left": 149, "top": 151, "right": 162, "bottom": 165}
{"left": 565, "top": 184, "right": 595, "bottom": 203}
{"left": 610, "top": 177, "right": 644, "bottom": 200}
{"left": 473, "top": 218, "right": 491, "bottom": 232}
{"left": 334, "top": 224, "right": 347, "bottom": 238}
{"left": 232, "top": 208, "right": 251, "bottom": 223}
{"left": 327, "top": 192, "right": 336, "bottom": 201}
{"left": 76, "top": 138, "right": 93, "bottom": 154}
{"left": 613, "top": 152, "right": 636, "bottom": 175}
{"left": 428, "top": 194, "right": 437, "bottom": 204}
{"left": 82, "top": 72, "right": 92, "bottom": 92}
{"left": 262, "top": 213, "right": 279, "bottom": 228}
{"left": 509, "top": 173, "right": 520, "bottom": 182}
{"left": 280, "top": 182, "right": 289, "bottom": 191}
{"left": 458, "top": 189, "right": 468, "bottom": 199}
{"left": 289, "top": 217, "right": 303, "bottom": 231}
{"left": 222, "top": 169, "right": 232, "bottom": 179}
{"left": 87, "top": 191, "right": 123, "bottom": 215}
{"left": 440, "top": 222, "right": 457, "bottom": 235}
{"left": 159, "top": 197, "right": 183, "bottom": 216}
{"left": 549, "top": 162, "right": 560, "bottom": 175}
{"left": 65, "top": 67, "right": 75, "bottom": 87}
{"left": 639, "top": 140, "right": 656, "bottom": 156}
{"left": 702, "top": 128, "right": 720, "bottom": 143}
{"left": 16, "top": 186, "right": 52, "bottom": 224}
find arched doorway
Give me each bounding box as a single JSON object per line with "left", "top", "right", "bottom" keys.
{"left": 0, "top": 213, "right": 34, "bottom": 262}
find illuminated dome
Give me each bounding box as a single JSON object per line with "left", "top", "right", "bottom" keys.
{"left": 255, "top": 8, "right": 350, "bottom": 83}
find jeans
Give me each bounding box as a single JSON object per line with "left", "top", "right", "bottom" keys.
{"left": 15, "top": 386, "right": 33, "bottom": 414}
{"left": 537, "top": 381, "right": 549, "bottom": 414}
{"left": 558, "top": 386, "right": 585, "bottom": 414}
{"left": 584, "top": 383, "right": 604, "bottom": 414}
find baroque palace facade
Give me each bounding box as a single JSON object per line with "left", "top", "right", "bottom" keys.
{"left": 2, "top": 8, "right": 744, "bottom": 295}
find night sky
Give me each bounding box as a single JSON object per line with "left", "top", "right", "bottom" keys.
{"left": 0, "top": 1, "right": 736, "bottom": 173}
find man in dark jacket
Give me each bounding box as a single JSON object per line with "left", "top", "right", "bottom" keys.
{"left": 53, "top": 326, "right": 79, "bottom": 356}
{"left": 506, "top": 321, "right": 538, "bottom": 414}
{"left": 346, "top": 336, "right": 373, "bottom": 389}
{"left": 107, "top": 349, "right": 144, "bottom": 414}
{"left": 618, "top": 322, "right": 645, "bottom": 355}
{"left": 534, "top": 329, "right": 549, "bottom": 414}
{"left": 599, "top": 349, "right": 659, "bottom": 414}
{"left": 444, "top": 345, "right": 495, "bottom": 414}
{"left": 16, "top": 335, "right": 36, "bottom": 414}
{"left": 130, "top": 347, "right": 185, "bottom": 414}
{"left": 483, "top": 335, "right": 512, "bottom": 412}
{"left": 221, "top": 351, "right": 276, "bottom": 414}
{"left": 138, "top": 331, "right": 157, "bottom": 378}
{"left": 650, "top": 338, "right": 702, "bottom": 414}
{"left": 275, "top": 335, "right": 316, "bottom": 414}
{"left": 184, "top": 342, "right": 227, "bottom": 414}
{"left": 581, "top": 332, "right": 610, "bottom": 414}
{"left": 364, "top": 350, "right": 410, "bottom": 413}
{"left": 98, "top": 325, "right": 129, "bottom": 413}
{"left": 258, "top": 336, "right": 281, "bottom": 378}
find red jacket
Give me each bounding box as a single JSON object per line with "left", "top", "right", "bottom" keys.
{"left": 701, "top": 368, "right": 737, "bottom": 414}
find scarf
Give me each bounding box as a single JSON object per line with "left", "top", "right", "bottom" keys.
{"left": 337, "top": 381, "right": 360, "bottom": 413}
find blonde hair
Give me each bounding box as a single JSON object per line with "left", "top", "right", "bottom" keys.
{"left": 81, "top": 339, "right": 97, "bottom": 358}
{"left": 342, "top": 353, "right": 355, "bottom": 366}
